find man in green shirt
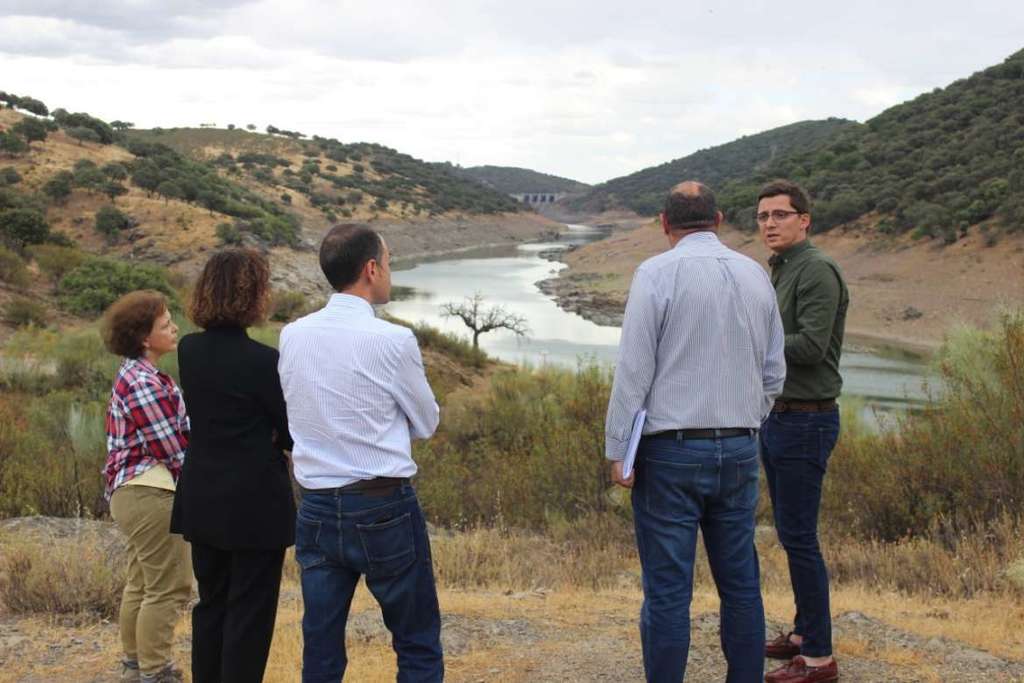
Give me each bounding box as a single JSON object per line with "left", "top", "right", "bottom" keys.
{"left": 757, "top": 180, "right": 848, "bottom": 683}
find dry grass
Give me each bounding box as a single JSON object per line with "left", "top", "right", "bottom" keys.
{"left": 4, "top": 579, "right": 1022, "bottom": 682}
{"left": 0, "top": 531, "right": 124, "bottom": 620}
{"left": 3, "top": 523, "right": 1024, "bottom": 681}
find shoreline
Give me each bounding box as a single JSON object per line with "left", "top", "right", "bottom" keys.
{"left": 536, "top": 272, "right": 941, "bottom": 358}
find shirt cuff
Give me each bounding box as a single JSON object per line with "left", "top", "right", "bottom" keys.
{"left": 605, "top": 435, "right": 627, "bottom": 462}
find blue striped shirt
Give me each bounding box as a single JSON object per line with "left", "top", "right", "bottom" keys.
{"left": 279, "top": 293, "right": 440, "bottom": 488}
{"left": 605, "top": 231, "right": 786, "bottom": 460}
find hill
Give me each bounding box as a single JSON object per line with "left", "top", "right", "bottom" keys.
{"left": 125, "top": 127, "right": 523, "bottom": 219}
{"left": 455, "top": 165, "right": 590, "bottom": 195}
{"left": 717, "top": 47, "right": 1024, "bottom": 239}
{"left": 0, "top": 99, "right": 558, "bottom": 335}
{"left": 562, "top": 119, "right": 857, "bottom": 215}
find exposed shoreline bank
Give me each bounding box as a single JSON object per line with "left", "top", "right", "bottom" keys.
{"left": 541, "top": 214, "right": 1023, "bottom": 356}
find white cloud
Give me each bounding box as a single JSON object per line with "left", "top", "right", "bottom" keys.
{"left": 1, "top": 1, "right": 1023, "bottom": 183}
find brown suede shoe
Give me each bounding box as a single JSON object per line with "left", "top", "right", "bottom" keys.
{"left": 765, "top": 632, "right": 801, "bottom": 660}
{"left": 765, "top": 656, "right": 839, "bottom": 682}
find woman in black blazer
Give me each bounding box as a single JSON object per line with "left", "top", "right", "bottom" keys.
{"left": 171, "top": 248, "right": 295, "bottom": 683}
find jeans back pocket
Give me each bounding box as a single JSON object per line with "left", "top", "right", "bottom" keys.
{"left": 357, "top": 513, "right": 416, "bottom": 578}
{"left": 642, "top": 457, "right": 702, "bottom": 518}
{"left": 295, "top": 513, "right": 327, "bottom": 570}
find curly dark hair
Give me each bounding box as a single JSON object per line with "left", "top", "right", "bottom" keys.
{"left": 189, "top": 248, "right": 270, "bottom": 329}
{"left": 101, "top": 290, "right": 168, "bottom": 358}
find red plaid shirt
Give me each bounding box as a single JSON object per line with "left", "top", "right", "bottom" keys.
{"left": 104, "top": 357, "right": 190, "bottom": 499}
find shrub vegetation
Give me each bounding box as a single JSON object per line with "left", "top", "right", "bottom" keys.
{"left": 58, "top": 258, "right": 177, "bottom": 315}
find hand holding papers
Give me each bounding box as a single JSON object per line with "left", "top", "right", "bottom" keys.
{"left": 621, "top": 409, "right": 647, "bottom": 480}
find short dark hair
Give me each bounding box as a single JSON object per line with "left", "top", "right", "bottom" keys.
{"left": 101, "top": 290, "right": 168, "bottom": 358}
{"left": 757, "top": 179, "right": 811, "bottom": 214}
{"left": 663, "top": 182, "right": 718, "bottom": 229}
{"left": 319, "top": 223, "right": 382, "bottom": 291}
{"left": 189, "top": 248, "right": 270, "bottom": 329}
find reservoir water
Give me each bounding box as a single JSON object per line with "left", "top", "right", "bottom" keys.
{"left": 385, "top": 224, "right": 933, "bottom": 419}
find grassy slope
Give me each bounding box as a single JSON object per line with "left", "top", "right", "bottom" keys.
{"left": 126, "top": 127, "right": 523, "bottom": 220}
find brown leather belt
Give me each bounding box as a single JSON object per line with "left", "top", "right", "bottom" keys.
{"left": 300, "top": 477, "right": 409, "bottom": 498}
{"left": 648, "top": 428, "right": 755, "bottom": 440}
{"left": 772, "top": 399, "right": 837, "bottom": 413}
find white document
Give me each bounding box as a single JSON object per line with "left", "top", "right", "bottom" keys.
{"left": 621, "top": 409, "right": 647, "bottom": 479}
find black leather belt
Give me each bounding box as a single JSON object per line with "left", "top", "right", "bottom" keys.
{"left": 648, "top": 428, "right": 755, "bottom": 440}
{"left": 772, "top": 399, "right": 837, "bottom": 413}
{"left": 300, "top": 477, "right": 409, "bottom": 497}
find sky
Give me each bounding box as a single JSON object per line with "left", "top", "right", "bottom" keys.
{"left": 1, "top": 1, "right": 1023, "bottom": 185}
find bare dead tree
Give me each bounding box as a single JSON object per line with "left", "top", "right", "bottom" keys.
{"left": 440, "top": 292, "right": 529, "bottom": 349}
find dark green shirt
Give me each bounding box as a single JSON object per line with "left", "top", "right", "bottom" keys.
{"left": 769, "top": 240, "right": 849, "bottom": 400}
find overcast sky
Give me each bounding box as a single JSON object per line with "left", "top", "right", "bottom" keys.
{"left": 1, "top": 1, "right": 1022, "bottom": 184}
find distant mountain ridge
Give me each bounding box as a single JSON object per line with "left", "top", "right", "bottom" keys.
{"left": 455, "top": 165, "right": 590, "bottom": 195}
{"left": 563, "top": 118, "right": 857, "bottom": 215}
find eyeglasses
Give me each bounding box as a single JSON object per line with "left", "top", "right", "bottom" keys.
{"left": 756, "top": 209, "right": 803, "bottom": 224}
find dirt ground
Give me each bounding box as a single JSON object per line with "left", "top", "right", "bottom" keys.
{"left": 2, "top": 518, "right": 1023, "bottom": 682}
{"left": 4, "top": 584, "right": 1024, "bottom": 682}
{"left": 550, "top": 215, "right": 1024, "bottom": 350}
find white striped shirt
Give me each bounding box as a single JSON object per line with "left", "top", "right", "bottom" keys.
{"left": 278, "top": 293, "right": 440, "bottom": 488}
{"left": 605, "top": 231, "right": 786, "bottom": 460}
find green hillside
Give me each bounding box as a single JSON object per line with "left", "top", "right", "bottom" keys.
{"left": 126, "top": 127, "right": 522, "bottom": 217}
{"left": 456, "top": 165, "right": 590, "bottom": 194}
{"left": 563, "top": 118, "right": 857, "bottom": 215}
{"left": 718, "top": 48, "right": 1024, "bottom": 239}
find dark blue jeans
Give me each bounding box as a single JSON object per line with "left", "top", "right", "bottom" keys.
{"left": 760, "top": 408, "right": 840, "bottom": 658}
{"left": 295, "top": 484, "right": 443, "bottom": 683}
{"left": 632, "top": 433, "right": 765, "bottom": 683}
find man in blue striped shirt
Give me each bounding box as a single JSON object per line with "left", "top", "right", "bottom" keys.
{"left": 606, "top": 181, "right": 786, "bottom": 683}
{"left": 280, "top": 224, "right": 443, "bottom": 683}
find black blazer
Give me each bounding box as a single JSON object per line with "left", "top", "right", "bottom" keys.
{"left": 171, "top": 327, "right": 295, "bottom": 550}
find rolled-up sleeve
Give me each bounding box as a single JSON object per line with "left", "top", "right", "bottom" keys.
{"left": 605, "top": 268, "right": 660, "bottom": 461}
{"left": 391, "top": 331, "right": 440, "bottom": 440}
{"left": 124, "top": 376, "right": 188, "bottom": 473}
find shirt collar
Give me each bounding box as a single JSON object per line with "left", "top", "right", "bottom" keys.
{"left": 327, "top": 292, "right": 376, "bottom": 317}
{"left": 124, "top": 356, "right": 162, "bottom": 377}
{"left": 672, "top": 230, "right": 721, "bottom": 250}
{"left": 768, "top": 238, "right": 813, "bottom": 266}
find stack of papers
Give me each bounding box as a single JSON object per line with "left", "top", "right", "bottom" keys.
{"left": 621, "top": 409, "right": 647, "bottom": 479}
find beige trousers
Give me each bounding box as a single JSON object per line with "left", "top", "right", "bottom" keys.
{"left": 109, "top": 484, "right": 192, "bottom": 675}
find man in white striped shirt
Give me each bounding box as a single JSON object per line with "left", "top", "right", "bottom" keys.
{"left": 279, "top": 224, "right": 443, "bottom": 683}
{"left": 606, "top": 182, "right": 786, "bottom": 683}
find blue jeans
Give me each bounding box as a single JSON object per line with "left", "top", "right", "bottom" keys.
{"left": 632, "top": 432, "right": 765, "bottom": 683}
{"left": 295, "top": 484, "right": 443, "bottom": 683}
{"left": 760, "top": 409, "right": 840, "bottom": 658}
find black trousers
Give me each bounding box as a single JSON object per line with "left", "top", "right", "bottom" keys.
{"left": 190, "top": 542, "right": 286, "bottom": 683}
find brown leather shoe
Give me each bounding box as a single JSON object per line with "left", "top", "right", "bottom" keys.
{"left": 764, "top": 656, "right": 839, "bottom": 682}
{"left": 765, "top": 632, "right": 801, "bottom": 660}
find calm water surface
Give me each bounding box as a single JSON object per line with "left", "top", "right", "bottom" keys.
{"left": 385, "top": 225, "right": 934, "bottom": 419}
